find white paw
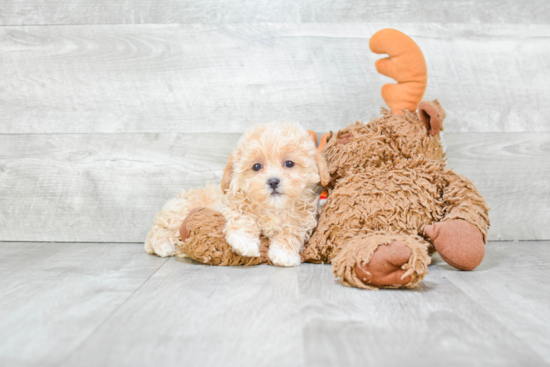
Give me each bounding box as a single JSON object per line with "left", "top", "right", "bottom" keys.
{"left": 144, "top": 240, "right": 154, "bottom": 254}
{"left": 227, "top": 232, "right": 261, "bottom": 257}
{"left": 268, "top": 244, "right": 301, "bottom": 267}
{"left": 152, "top": 238, "right": 176, "bottom": 257}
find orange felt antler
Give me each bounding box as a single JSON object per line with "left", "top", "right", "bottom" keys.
{"left": 369, "top": 29, "right": 427, "bottom": 114}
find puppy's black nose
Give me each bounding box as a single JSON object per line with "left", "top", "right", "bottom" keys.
{"left": 268, "top": 178, "right": 280, "bottom": 189}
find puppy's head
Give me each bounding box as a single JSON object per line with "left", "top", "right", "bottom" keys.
{"left": 221, "top": 122, "right": 329, "bottom": 208}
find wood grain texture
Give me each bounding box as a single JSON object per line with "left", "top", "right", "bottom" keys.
{"left": 9, "top": 242, "right": 540, "bottom": 367}
{"left": 1, "top": 0, "right": 548, "bottom": 26}
{"left": 1, "top": 23, "right": 549, "bottom": 134}
{"left": 445, "top": 133, "right": 550, "bottom": 241}
{"left": 298, "top": 248, "right": 549, "bottom": 366}
{"left": 0, "top": 242, "right": 167, "bottom": 367}
{"left": 440, "top": 241, "right": 550, "bottom": 364}
{"left": 0, "top": 132, "right": 548, "bottom": 242}
{"left": 1, "top": 242, "right": 549, "bottom": 366}
{"left": 61, "top": 257, "right": 305, "bottom": 367}
{"left": 0, "top": 133, "right": 239, "bottom": 243}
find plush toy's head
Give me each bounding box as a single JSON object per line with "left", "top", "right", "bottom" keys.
{"left": 321, "top": 29, "right": 447, "bottom": 186}
{"left": 322, "top": 102, "right": 446, "bottom": 185}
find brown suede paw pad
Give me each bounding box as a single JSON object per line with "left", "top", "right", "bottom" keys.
{"left": 179, "top": 207, "right": 203, "bottom": 242}
{"left": 424, "top": 220, "right": 485, "bottom": 271}
{"left": 355, "top": 240, "right": 412, "bottom": 287}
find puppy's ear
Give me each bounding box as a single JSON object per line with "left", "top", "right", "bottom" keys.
{"left": 315, "top": 151, "right": 331, "bottom": 187}
{"left": 221, "top": 152, "right": 237, "bottom": 193}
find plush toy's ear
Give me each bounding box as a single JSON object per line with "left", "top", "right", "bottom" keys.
{"left": 221, "top": 152, "right": 237, "bottom": 193}
{"left": 418, "top": 100, "right": 446, "bottom": 136}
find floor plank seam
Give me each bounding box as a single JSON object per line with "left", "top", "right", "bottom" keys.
{"left": 442, "top": 273, "right": 549, "bottom": 364}
{"left": 54, "top": 256, "right": 170, "bottom": 367}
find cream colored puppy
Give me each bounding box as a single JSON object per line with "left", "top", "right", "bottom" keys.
{"left": 144, "top": 122, "right": 330, "bottom": 267}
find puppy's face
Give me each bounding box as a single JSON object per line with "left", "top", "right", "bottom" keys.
{"left": 222, "top": 123, "right": 330, "bottom": 208}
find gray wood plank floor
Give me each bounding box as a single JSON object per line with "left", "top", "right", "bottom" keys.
{"left": 0, "top": 241, "right": 548, "bottom": 367}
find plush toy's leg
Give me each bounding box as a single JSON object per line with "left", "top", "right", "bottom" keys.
{"left": 176, "top": 207, "right": 270, "bottom": 266}
{"left": 425, "top": 170, "right": 490, "bottom": 271}
{"left": 331, "top": 233, "right": 431, "bottom": 290}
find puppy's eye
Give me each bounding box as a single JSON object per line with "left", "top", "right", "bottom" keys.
{"left": 284, "top": 161, "right": 294, "bottom": 168}
{"left": 252, "top": 163, "right": 262, "bottom": 171}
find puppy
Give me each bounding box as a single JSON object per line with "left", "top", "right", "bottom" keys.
{"left": 144, "top": 122, "right": 330, "bottom": 267}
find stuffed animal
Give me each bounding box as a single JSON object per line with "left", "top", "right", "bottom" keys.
{"left": 175, "top": 28, "right": 490, "bottom": 290}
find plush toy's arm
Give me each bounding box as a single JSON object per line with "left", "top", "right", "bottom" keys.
{"left": 440, "top": 169, "right": 490, "bottom": 243}
{"left": 177, "top": 207, "right": 269, "bottom": 266}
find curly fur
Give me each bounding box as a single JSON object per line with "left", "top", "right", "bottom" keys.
{"left": 145, "top": 122, "right": 329, "bottom": 267}
{"left": 176, "top": 208, "right": 272, "bottom": 266}
{"left": 156, "top": 27, "right": 491, "bottom": 290}
{"left": 302, "top": 101, "right": 490, "bottom": 288}
{"left": 331, "top": 233, "right": 432, "bottom": 290}
{"left": 174, "top": 100, "right": 490, "bottom": 290}
{"left": 322, "top": 108, "right": 445, "bottom": 188}
{"left": 301, "top": 156, "right": 447, "bottom": 264}
{"left": 144, "top": 184, "right": 223, "bottom": 257}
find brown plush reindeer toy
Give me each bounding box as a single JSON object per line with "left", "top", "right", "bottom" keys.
{"left": 176, "top": 29, "right": 490, "bottom": 290}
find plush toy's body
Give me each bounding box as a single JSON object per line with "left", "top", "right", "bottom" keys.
{"left": 301, "top": 104, "right": 489, "bottom": 289}
{"left": 174, "top": 29, "right": 490, "bottom": 290}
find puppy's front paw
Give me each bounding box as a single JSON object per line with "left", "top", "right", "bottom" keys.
{"left": 227, "top": 232, "right": 261, "bottom": 257}
{"left": 268, "top": 243, "right": 301, "bottom": 267}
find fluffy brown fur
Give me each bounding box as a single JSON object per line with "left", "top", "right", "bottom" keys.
{"left": 176, "top": 101, "right": 490, "bottom": 290}
{"left": 177, "top": 208, "right": 272, "bottom": 266}
{"left": 302, "top": 102, "right": 490, "bottom": 288}
{"left": 331, "top": 233, "right": 431, "bottom": 290}
{"left": 167, "top": 29, "right": 491, "bottom": 290}
{"left": 321, "top": 107, "right": 446, "bottom": 188}
{"left": 145, "top": 122, "right": 329, "bottom": 268}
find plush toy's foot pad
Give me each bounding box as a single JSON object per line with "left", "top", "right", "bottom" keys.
{"left": 424, "top": 220, "right": 485, "bottom": 271}
{"left": 176, "top": 207, "right": 270, "bottom": 266}
{"left": 355, "top": 240, "right": 412, "bottom": 286}
{"left": 332, "top": 233, "right": 431, "bottom": 290}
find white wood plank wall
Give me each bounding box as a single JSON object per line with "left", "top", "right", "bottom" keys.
{"left": 2, "top": 24, "right": 550, "bottom": 134}
{"left": 1, "top": 1, "right": 548, "bottom": 25}
{"left": 0, "top": 1, "right": 548, "bottom": 242}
